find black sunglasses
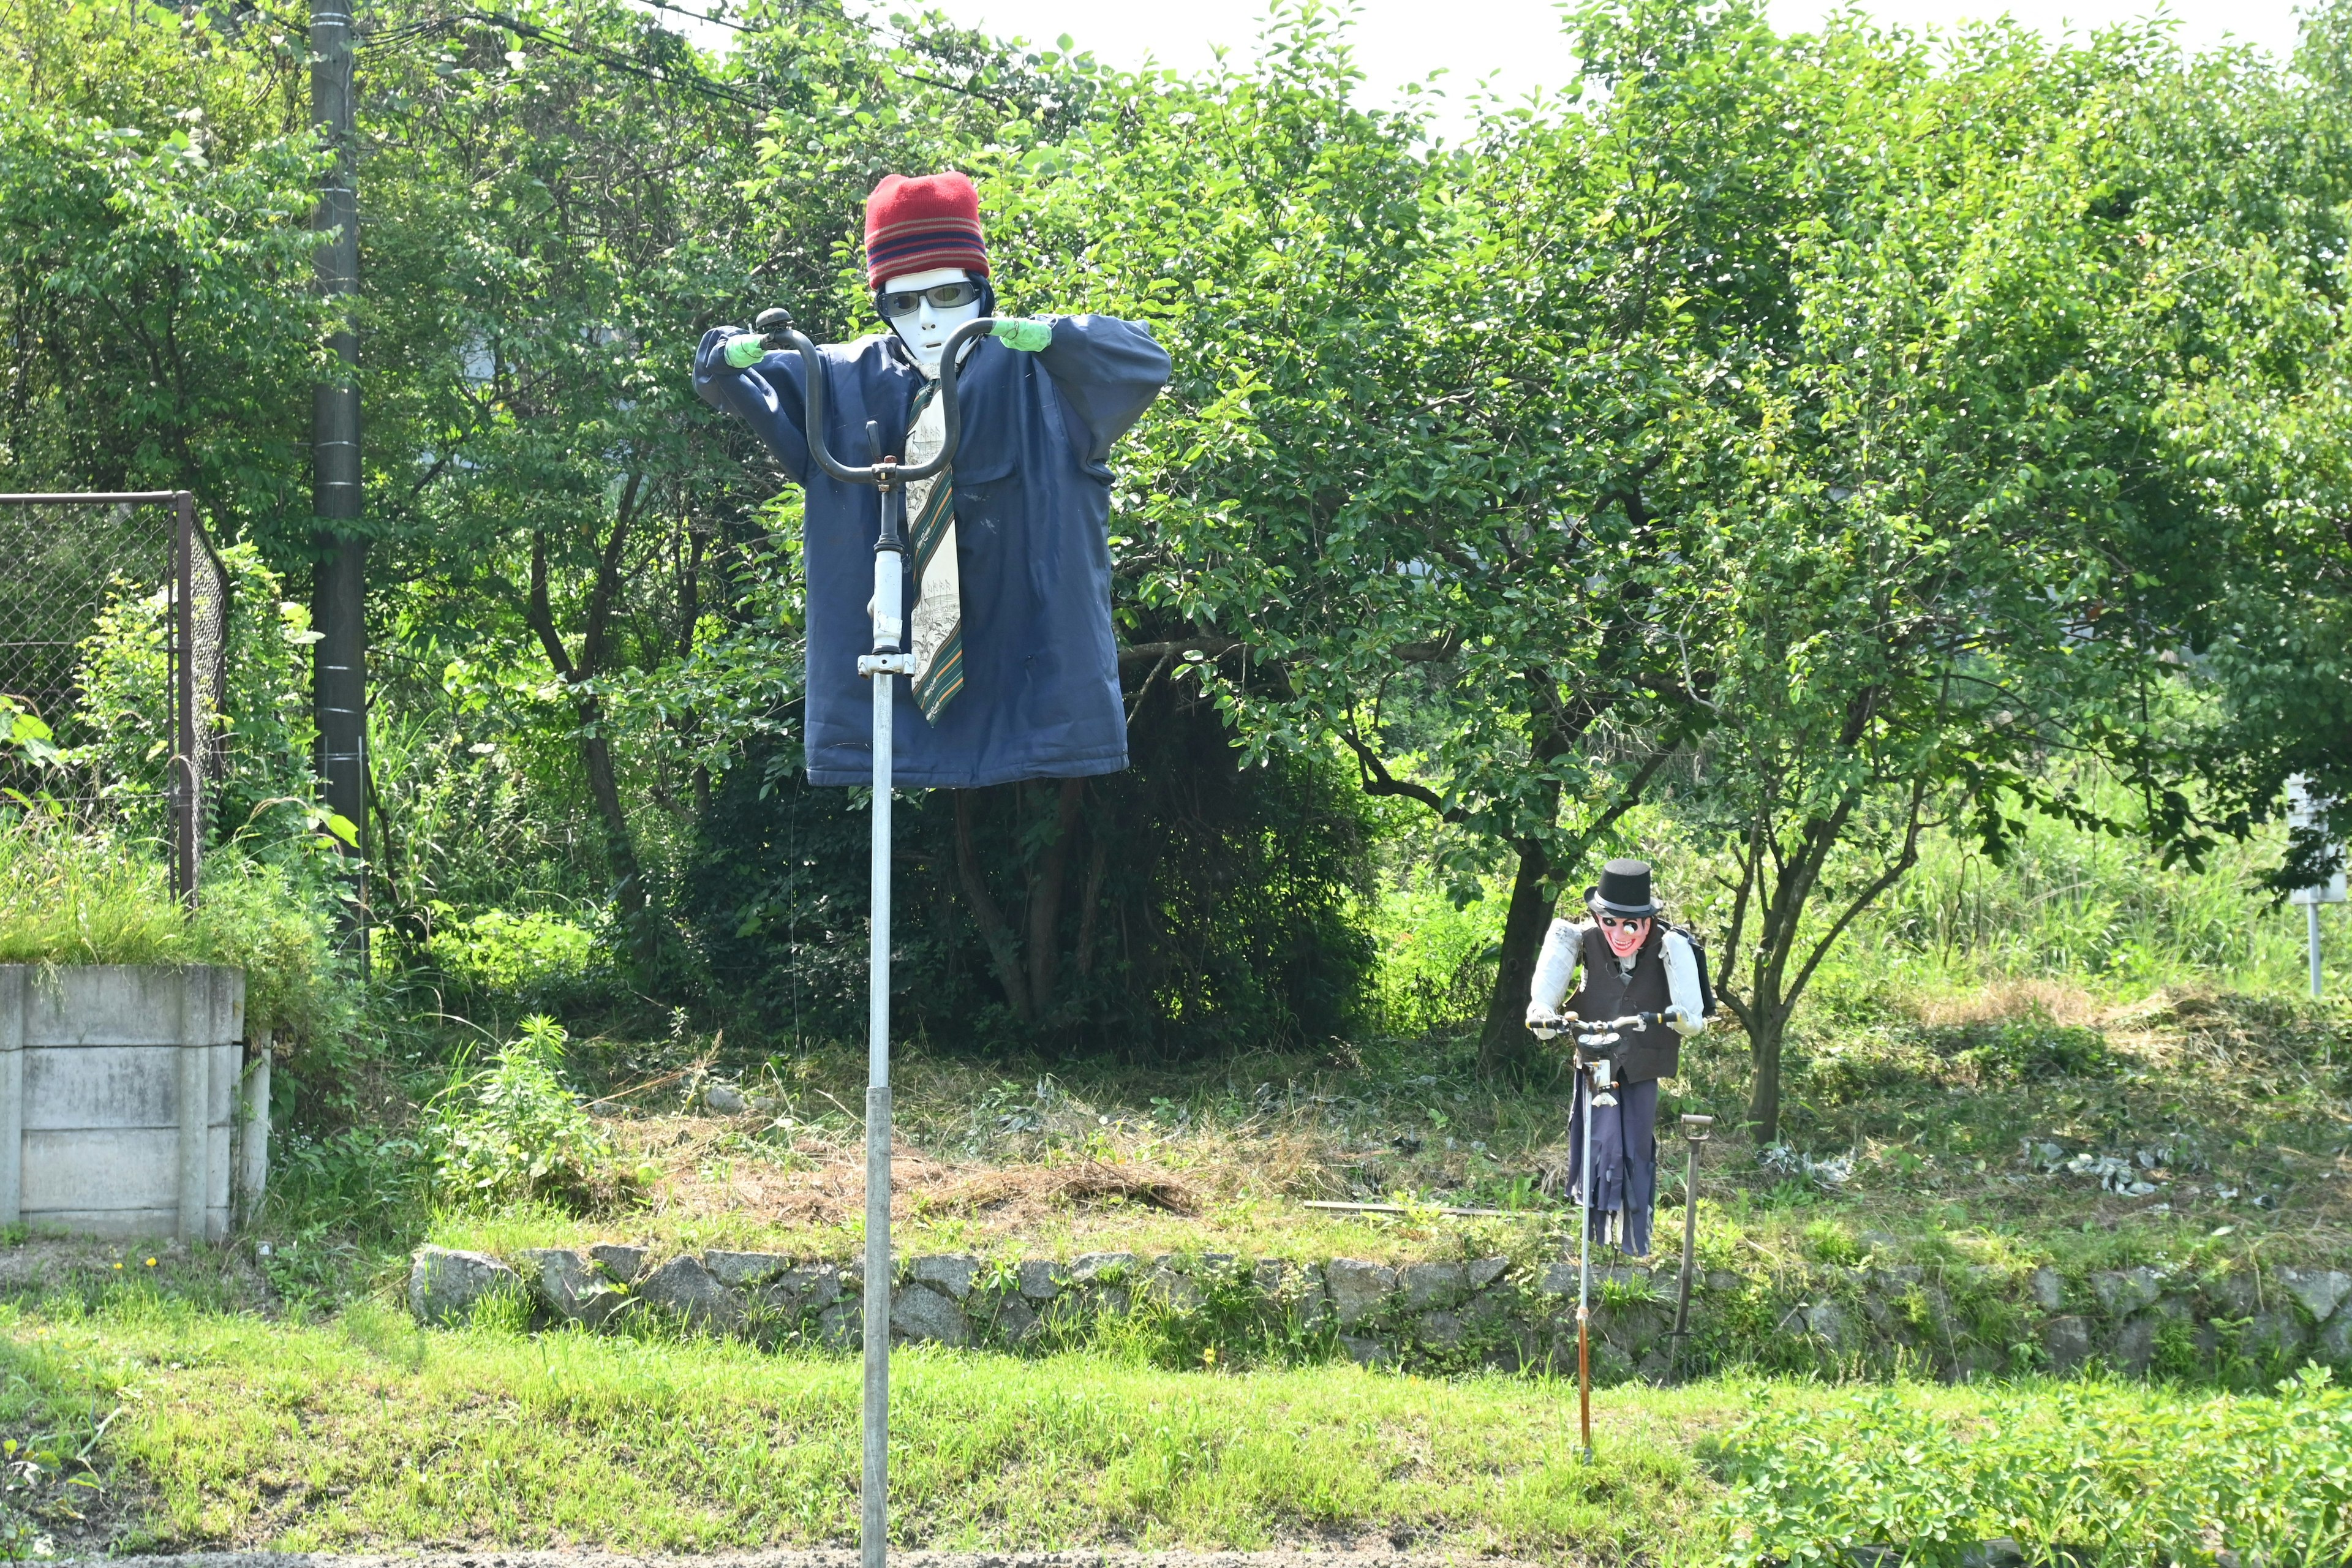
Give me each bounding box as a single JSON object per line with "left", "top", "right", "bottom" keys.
{"left": 876, "top": 280, "right": 981, "bottom": 318}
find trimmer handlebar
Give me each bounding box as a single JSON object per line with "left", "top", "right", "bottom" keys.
{"left": 1531, "top": 1008, "right": 1689, "bottom": 1042}
{"left": 750, "top": 307, "right": 998, "bottom": 490}
{"left": 1580, "top": 1011, "right": 1665, "bottom": 1031}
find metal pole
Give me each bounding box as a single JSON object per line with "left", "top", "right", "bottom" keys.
{"left": 859, "top": 475, "right": 908, "bottom": 1568}
{"left": 2311, "top": 902, "right": 2324, "bottom": 1001}
{"left": 311, "top": 0, "right": 367, "bottom": 957}
{"left": 1577, "top": 1058, "right": 1593, "bottom": 1461}
{"left": 747, "top": 322, "right": 982, "bottom": 1568}
{"left": 172, "top": 493, "right": 197, "bottom": 906}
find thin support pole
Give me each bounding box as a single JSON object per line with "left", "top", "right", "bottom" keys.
{"left": 2310, "top": 902, "right": 2324, "bottom": 1001}
{"left": 172, "top": 492, "right": 197, "bottom": 906}
{"left": 1577, "top": 1062, "right": 1593, "bottom": 1462}
{"left": 1671, "top": 1118, "right": 1713, "bottom": 1366}
{"left": 1672, "top": 1140, "right": 1700, "bottom": 1338}
{"left": 861, "top": 486, "right": 906, "bottom": 1568}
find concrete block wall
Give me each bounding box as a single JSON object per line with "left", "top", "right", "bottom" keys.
{"left": 0, "top": 965, "right": 265, "bottom": 1243}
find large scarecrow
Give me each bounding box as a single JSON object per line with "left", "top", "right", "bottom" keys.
{"left": 693, "top": 172, "right": 1170, "bottom": 787}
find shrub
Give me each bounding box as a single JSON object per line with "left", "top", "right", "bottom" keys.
{"left": 426, "top": 1015, "right": 613, "bottom": 1211}
{"left": 423, "top": 902, "right": 602, "bottom": 1001}
{"left": 65, "top": 541, "right": 320, "bottom": 847}
{"left": 686, "top": 704, "right": 1378, "bottom": 1060}
{"left": 1942, "top": 1019, "right": 2113, "bottom": 1085}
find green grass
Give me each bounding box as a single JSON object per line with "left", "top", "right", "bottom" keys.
{"left": 392, "top": 978, "right": 2351, "bottom": 1294}
{"left": 0, "top": 815, "right": 188, "bottom": 967}
{"left": 5, "top": 1281, "right": 2351, "bottom": 1561}
{"left": 2, "top": 1284, "right": 1716, "bottom": 1556}
{"left": 0, "top": 812, "right": 344, "bottom": 1038}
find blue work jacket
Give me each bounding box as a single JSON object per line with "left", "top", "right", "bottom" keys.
{"left": 694, "top": 316, "right": 1169, "bottom": 788}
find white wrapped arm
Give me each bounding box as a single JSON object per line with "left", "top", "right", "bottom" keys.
{"left": 1663, "top": 928, "right": 1708, "bottom": 1035}
{"left": 1526, "top": 918, "right": 1584, "bottom": 1033}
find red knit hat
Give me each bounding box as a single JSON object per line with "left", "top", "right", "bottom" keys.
{"left": 864, "top": 172, "right": 989, "bottom": 287}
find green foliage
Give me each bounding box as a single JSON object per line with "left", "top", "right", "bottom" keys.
{"left": 1366, "top": 822, "right": 1507, "bottom": 1036}
{"left": 66, "top": 540, "right": 321, "bottom": 848}
{"left": 1832, "top": 794, "right": 2324, "bottom": 996}
{"left": 428, "top": 1015, "right": 614, "bottom": 1210}
{"left": 0, "top": 0, "right": 322, "bottom": 538}
{"left": 0, "top": 695, "right": 58, "bottom": 768}
{"left": 424, "top": 903, "right": 604, "bottom": 1004}
{"left": 1801, "top": 1219, "right": 1859, "bottom": 1267}
{"left": 1945, "top": 1020, "right": 2114, "bottom": 1087}
{"left": 0, "top": 810, "right": 342, "bottom": 1041}
{"left": 1713, "top": 1373, "right": 2352, "bottom": 1567}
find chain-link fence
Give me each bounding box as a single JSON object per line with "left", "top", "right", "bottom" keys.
{"left": 0, "top": 492, "right": 230, "bottom": 903}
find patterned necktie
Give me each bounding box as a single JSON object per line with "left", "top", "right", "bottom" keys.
{"left": 902, "top": 378, "right": 963, "bottom": 721}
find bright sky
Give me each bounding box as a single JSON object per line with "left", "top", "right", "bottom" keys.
{"left": 842, "top": 0, "right": 2310, "bottom": 138}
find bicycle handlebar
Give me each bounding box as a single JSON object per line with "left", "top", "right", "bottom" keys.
{"left": 752, "top": 308, "right": 998, "bottom": 489}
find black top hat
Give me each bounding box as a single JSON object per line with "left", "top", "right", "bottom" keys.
{"left": 1586, "top": 858, "right": 1659, "bottom": 918}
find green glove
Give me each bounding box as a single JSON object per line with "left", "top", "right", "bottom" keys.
{"left": 990, "top": 317, "right": 1054, "bottom": 352}
{"left": 722, "top": 333, "right": 766, "bottom": 370}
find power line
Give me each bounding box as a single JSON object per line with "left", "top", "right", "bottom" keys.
{"left": 618, "top": 0, "right": 755, "bottom": 34}
{"left": 465, "top": 9, "right": 775, "bottom": 109}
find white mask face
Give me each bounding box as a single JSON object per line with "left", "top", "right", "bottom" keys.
{"left": 880, "top": 266, "right": 983, "bottom": 373}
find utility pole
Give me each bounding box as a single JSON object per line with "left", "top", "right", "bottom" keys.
{"left": 311, "top": 0, "right": 368, "bottom": 951}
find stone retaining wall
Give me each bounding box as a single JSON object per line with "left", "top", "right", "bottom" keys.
{"left": 410, "top": 1242, "right": 2352, "bottom": 1384}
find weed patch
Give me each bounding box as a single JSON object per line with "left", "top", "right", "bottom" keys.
{"left": 1709, "top": 1373, "right": 2352, "bottom": 1566}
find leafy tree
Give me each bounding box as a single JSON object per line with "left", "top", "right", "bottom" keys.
{"left": 1676, "top": 17, "right": 2237, "bottom": 1139}
{"left": 2101, "top": 7, "right": 2352, "bottom": 890}
{"left": 0, "top": 0, "right": 323, "bottom": 539}
{"left": 973, "top": 6, "right": 1761, "bottom": 1074}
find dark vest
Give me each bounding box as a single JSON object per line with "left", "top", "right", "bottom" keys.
{"left": 1562, "top": 923, "right": 1679, "bottom": 1083}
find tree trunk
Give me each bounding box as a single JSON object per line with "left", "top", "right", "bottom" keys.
{"left": 578, "top": 726, "right": 644, "bottom": 913}
{"left": 954, "top": 788, "right": 1031, "bottom": 1021}
{"left": 1023, "top": 779, "right": 1085, "bottom": 1011}
{"left": 525, "top": 503, "right": 663, "bottom": 971}
{"left": 1476, "top": 674, "right": 1572, "bottom": 1079}
{"left": 1746, "top": 1006, "right": 1787, "bottom": 1145}
{"left": 1478, "top": 838, "right": 1557, "bottom": 1077}
{"left": 1074, "top": 830, "right": 1109, "bottom": 978}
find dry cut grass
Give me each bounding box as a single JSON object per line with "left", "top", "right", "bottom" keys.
{"left": 428, "top": 978, "right": 2350, "bottom": 1278}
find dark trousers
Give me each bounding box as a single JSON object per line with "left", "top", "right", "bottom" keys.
{"left": 1567, "top": 1074, "right": 1660, "bottom": 1257}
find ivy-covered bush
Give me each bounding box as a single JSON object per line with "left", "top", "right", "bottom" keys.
{"left": 684, "top": 689, "right": 1378, "bottom": 1061}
